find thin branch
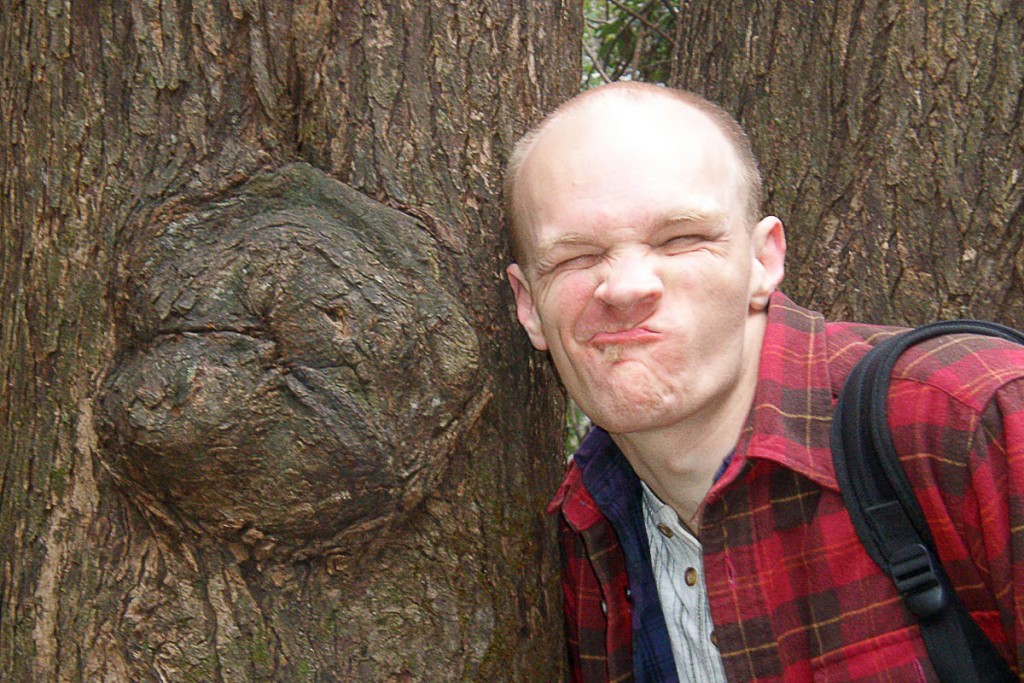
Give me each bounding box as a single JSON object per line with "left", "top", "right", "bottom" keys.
{"left": 606, "top": 0, "right": 676, "bottom": 45}
{"left": 583, "top": 40, "right": 615, "bottom": 84}
{"left": 669, "top": 0, "right": 685, "bottom": 85}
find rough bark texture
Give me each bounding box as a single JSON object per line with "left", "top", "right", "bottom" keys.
{"left": 0, "top": 1, "right": 580, "bottom": 680}
{"left": 667, "top": 0, "right": 1024, "bottom": 326}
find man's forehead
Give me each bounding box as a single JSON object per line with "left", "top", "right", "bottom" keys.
{"left": 518, "top": 97, "right": 735, "bottom": 204}
{"left": 520, "top": 95, "right": 737, "bottom": 199}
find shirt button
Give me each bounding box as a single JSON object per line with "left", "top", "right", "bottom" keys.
{"left": 710, "top": 630, "right": 718, "bottom": 647}
{"left": 656, "top": 522, "right": 674, "bottom": 538}
{"left": 684, "top": 567, "right": 698, "bottom": 587}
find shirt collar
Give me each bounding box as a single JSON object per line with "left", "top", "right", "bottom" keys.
{"left": 640, "top": 480, "right": 665, "bottom": 520}
{"left": 725, "top": 292, "right": 840, "bottom": 492}
{"left": 549, "top": 427, "right": 640, "bottom": 532}
{"left": 575, "top": 427, "right": 644, "bottom": 525}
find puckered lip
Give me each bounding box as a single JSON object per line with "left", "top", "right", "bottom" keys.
{"left": 588, "top": 327, "right": 661, "bottom": 346}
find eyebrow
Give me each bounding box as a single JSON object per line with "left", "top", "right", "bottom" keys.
{"left": 533, "top": 232, "right": 600, "bottom": 255}
{"left": 663, "top": 206, "right": 729, "bottom": 225}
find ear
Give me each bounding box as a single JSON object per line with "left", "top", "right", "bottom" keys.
{"left": 506, "top": 264, "right": 549, "bottom": 351}
{"left": 748, "top": 216, "right": 786, "bottom": 311}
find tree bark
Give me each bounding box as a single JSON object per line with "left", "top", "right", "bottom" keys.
{"left": 0, "top": 1, "right": 580, "bottom": 680}
{"left": 667, "top": 0, "right": 1024, "bottom": 326}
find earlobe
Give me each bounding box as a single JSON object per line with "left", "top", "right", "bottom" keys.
{"left": 506, "top": 264, "right": 549, "bottom": 351}
{"left": 749, "top": 216, "right": 786, "bottom": 311}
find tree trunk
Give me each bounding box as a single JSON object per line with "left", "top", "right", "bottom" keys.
{"left": 667, "top": 0, "right": 1024, "bottom": 326}
{"left": 0, "top": 2, "right": 579, "bottom": 680}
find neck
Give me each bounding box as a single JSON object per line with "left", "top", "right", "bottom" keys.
{"left": 611, "top": 399, "right": 745, "bottom": 527}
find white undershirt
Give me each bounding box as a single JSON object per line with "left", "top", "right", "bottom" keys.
{"left": 642, "top": 482, "right": 728, "bottom": 683}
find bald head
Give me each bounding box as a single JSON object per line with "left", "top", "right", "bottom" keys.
{"left": 505, "top": 83, "right": 763, "bottom": 268}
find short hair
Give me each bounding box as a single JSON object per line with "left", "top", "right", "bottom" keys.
{"left": 504, "top": 82, "right": 764, "bottom": 266}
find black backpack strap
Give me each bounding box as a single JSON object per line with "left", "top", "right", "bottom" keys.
{"left": 831, "top": 320, "right": 1022, "bottom": 683}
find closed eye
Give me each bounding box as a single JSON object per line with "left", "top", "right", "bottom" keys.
{"left": 535, "top": 249, "right": 603, "bottom": 276}
{"left": 556, "top": 253, "right": 601, "bottom": 270}
{"left": 657, "top": 234, "right": 704, "bottom": 253}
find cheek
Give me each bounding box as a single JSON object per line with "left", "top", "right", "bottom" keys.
{"left": 538, "top": 274, "right": 599, "bottom": 333}
{"left": 660, "top": 262, "right": 753, "bottom": 349}
{"left": 669, "top": 252, "right": 751, "bottom": 300}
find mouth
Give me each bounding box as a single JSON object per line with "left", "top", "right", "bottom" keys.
{"left": 589, "top": 327, "right": 660, "bottom": 347}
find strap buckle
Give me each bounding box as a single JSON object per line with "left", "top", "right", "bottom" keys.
{"left": 890, "top": 543, "right": 948, "bottom": 619}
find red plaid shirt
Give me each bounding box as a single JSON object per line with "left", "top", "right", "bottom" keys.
{"left": 550, "top": 292, "right": 1024, "bottom": 682}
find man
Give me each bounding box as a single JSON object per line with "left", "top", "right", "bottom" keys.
{"left": 505, "top": 81, "right": 1024, "bottom": 681}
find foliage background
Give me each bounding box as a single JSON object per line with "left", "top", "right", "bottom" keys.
{"left": 583, "top": 0, "right": 678, "bottom": 87}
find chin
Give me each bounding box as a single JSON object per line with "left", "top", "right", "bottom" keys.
{"left": 584, "top": 398, "right": 679, "bottom": 436}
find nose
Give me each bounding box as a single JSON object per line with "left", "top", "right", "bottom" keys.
{"left": 594, "top": 252, "right": 663, "bottom": 310}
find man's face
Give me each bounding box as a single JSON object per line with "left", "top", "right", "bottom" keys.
{"left": 507, "top": 97, "right": 784, "bottom": 437}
